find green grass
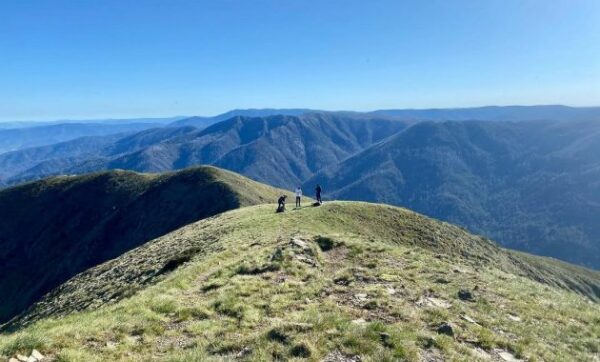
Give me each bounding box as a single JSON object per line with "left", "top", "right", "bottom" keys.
{"left": 1, "top": 202, "right": 599, "bottom": 361}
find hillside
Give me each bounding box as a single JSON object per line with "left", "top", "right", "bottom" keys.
{"left": 1, "top": 113, "right": 408, "bottom": 188}
{"left": 0, "top": 166, "right": 284, "bottom": 325}
{"left": 1, "top": 202, "right": 598, "bottom": 361}
{"left": 307, "top": 120, "right": 600, "bottom": 269}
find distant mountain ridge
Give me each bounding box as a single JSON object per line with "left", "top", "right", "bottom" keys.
{"left": 0, "top": 122, "right": 165, "bottom": 154}
{"left": 0, "top": 113, "right": 409, "bottom": 188}
{"left": 0, "top": 116, "right": 185, "bottom": 130}
{"left": 170, "top": 108, "right": 315, "bottom": 128}
{"left": 370, "top": 105, "right": 600, "bottom": 122}
{"left": 306, "top": 120, "right": 600, "bottom": 268}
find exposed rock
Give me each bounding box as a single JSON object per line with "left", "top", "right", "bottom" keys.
{"left": 507, "top": 314, "right": 522, "bottom": 322}
{"left": 462, "top": 315, "right": 478, "bottom": 324}
{"left": 351, "top": 318, "right": 367, "bottom": 325}
{"left": 287, "top": 322, "right": 314, "bottom": 332}
{"left": 290, "top": 238, "right": 309, "bottom": 249}
{"left": 494, "top": 349, "right": 523, "bottom": 361}
{"left": 106, "top": 341, "right": 118, "bottom": 349}
{"left": 322, "top": 350, "right": 362, "bottom": 362}
{"left": 458, "top": 289, "right": 475, "bottom": 301}
{"left": 9, "top": 358, "right": 20, "bottom": 362}
{"left": 436, "top": 322, "right": 455, "bottom": 337}
{"left": 471, "top": 347, "right": 491, "bottom": 359}
{"left": 295, "top": 254, "right": 317, "bottom": 266}
{"left": 16, "top": 355, "right": 28, "bottom": 362}
{"left": 420, "top": 349, "right": 445, "bottom": 362}
{"left": 31, "top": 350, "right": 44, "bottom": 360}
{"left": 417, "top": 296, "right": 451, "bottom": 309}
{"left": 354, "top": 293, "right": 368, "bottom": 301}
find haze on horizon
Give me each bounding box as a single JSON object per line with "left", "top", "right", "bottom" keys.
{"left": 1, "top": 0, "right": 599, "bottom": 122}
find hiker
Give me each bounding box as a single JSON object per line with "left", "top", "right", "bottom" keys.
{"left": 315, "top": 184, "right": 322, "bottom": 204}
{"left": 295, "top": 186, "right": 302, "bottom": 208}
{"left": 277, "top": 195, "right": 287, "bottom": 213}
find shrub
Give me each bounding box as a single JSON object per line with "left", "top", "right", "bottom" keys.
{"left": 315, "top": 236, "right": 337, "bottom": 251}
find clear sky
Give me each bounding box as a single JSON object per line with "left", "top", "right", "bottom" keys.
{"left": 1, "top": 0, "right": 599, "bottom": 121}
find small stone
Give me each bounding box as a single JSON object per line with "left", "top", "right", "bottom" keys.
{"left": 16, "top": 355, "right": 28, "bottom": 362}
{"left": 507, "top": 314, "right": 521, "bottom": 322}
{"left": 106, "top": 341, "right": 118, "bottom": 349}
{"left": 496, "top": 350, "right": 522, "bottom": 361}
{"left": 288, "top": 322, "right": 314, "bottom": 331}
{"left": 471, "top": 347, "right": 491, "bottom": 359}
{"left": 26, "top": 357, "right": 37, "bottom": 362}
{"left": 31, "top": 350, "right": 44, "bottom": 360}
{"left": 458, "top": 289, "right": 475, "bottom": 301}
{"left": 290, "top": 238, "right": 308, "bottom": 249}
{"left": 462, "top": 315, "right": 477, "bottom": 324}
{"left": 351, "top": 318, "right": 367, "bottom": 325}
{"left": 436, "top": 322, "right": 455, "bottom": 337}
{"left": 322, "top": 350, "right": 362, "bottom": 362}
{"left": 354, "top": 293, "right": 368, "bottom": 301}
{"left": 418, "top": 296, "right": 451, "bottom": 309}
{"left": 386, "top": 287, "right": 396, "bottom": 295}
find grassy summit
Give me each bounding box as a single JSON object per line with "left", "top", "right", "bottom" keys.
{"left": 0, "top": 166, "right": 284, "bottom": 325}
{"left": 1, "top": 202, "right": 598, "bottom": 361}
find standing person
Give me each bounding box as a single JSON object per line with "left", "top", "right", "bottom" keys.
{"left": 315, "top": 184, "right": 322, "bottom": 204}
{"left": 295, "top": 186, "right": 302, "bottom": 208}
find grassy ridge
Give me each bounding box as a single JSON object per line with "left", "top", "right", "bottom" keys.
{"left": 0, "top": 166, "right": 285, "bottom": 325}
{"left": 1, "top": 202, "right": 598, "bottom": 361}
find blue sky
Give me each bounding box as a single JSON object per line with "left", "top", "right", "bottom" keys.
{"left": 1, "top": 0, "right": 599, "bottom": 121}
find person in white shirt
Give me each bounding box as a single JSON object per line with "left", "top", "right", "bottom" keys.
{"left": 295, "top": 186, "right": 302, "bottom": 208}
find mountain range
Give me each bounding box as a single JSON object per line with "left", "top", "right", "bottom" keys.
{"left": 0, "top": 113, "right": 409, "bottom": 188}
{"left": 0, "top": 106, "right": 599, "bottom": 270}
{"left": 307, "top": 119, "right": 600, "bottom": 268}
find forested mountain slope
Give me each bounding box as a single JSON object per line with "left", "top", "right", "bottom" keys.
{"left": 307, "top": 120, "right": 600, "bottom": 268}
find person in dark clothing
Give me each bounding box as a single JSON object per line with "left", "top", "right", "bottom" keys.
{"left": 315, "top": 184, "right": 322, "bottom": 204}
{"left": 277, "top": 195, "right": 287, "bottom": 213}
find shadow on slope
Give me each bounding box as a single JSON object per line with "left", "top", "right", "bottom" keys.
{"left": 0, "top": 166, "right": 283, "bottom": 324}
